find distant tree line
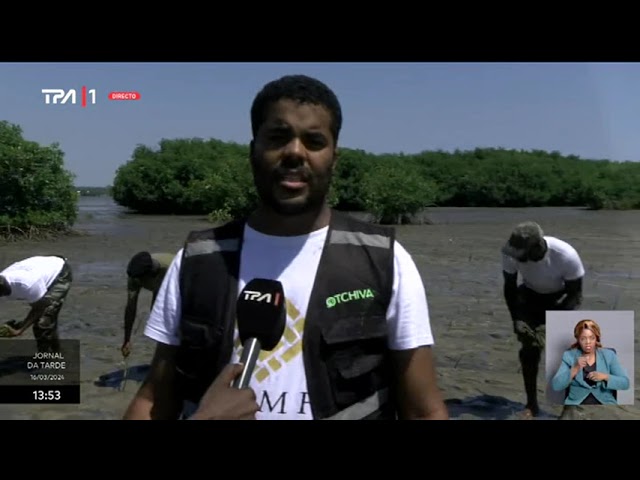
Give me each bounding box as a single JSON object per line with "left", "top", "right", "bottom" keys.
{"left": 2, "top": 119, "right": 640, "bottom": 241}
{"left": 111, "top": 137, "right": 640, "bottom": 223}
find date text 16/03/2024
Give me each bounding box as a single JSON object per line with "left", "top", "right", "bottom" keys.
{"left": 29, "top": 351, "right": 78, "bottom": 404}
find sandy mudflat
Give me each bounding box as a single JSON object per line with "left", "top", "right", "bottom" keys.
{"left": 0, "top": 197, "right": 638, "bottom": 420}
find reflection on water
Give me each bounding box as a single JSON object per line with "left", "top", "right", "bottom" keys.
{"left": 70, "top": 196, "right": 209, "bottom": 286}
{"left": 75, "top": 195, "right": 209, "bottom": 236}
{"left": 77, "top": 195, "right": 127, "bottom": 215}
{"left": 72, "top": 197, "right": 127, "bottom": 283}
{"left": 74, "top": 261, "right": 126, "bottom": 287}
{"left": 75, "top": 195, "right": 131, "bottom": 235}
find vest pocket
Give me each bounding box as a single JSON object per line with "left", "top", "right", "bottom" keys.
{"left": 176, "top": 314, "right": 226, "bottom": 386}
{"left": 320, "top": 315, "right": 389, "bottom": 407}
{"left": 179, "top": 314, "right": 225, "bottom": 347}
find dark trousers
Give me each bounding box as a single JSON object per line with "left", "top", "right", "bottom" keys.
{"left": 33, "top": 259, "right": 72, "bottom": 352}
{"left": 515, "top": 285, "right": 566, "bottom": 411}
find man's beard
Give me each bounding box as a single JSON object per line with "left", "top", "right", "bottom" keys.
{"left": 254, "top": 167, "right": 333, "bottom": 216}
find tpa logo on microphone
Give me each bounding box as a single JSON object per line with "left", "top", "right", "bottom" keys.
{"left": 242, "top": 290, "right": 282, "bottom": 306}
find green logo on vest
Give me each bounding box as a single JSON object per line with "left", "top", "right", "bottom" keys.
{"left": 326, "top": 288, "right": 375, "bottom": 308}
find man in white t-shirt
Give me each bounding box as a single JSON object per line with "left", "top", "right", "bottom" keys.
{"left": 501, "top": 221, "right": 585, "bottom": 418}
{"left": 0, "top": 255, "right": 72, "bottom": 352}
{"left": 123, "top": 74, "right": 449, "bottom": 420}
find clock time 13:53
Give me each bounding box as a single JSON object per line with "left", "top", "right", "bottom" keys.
{"left": 33, "top": 390, "right": 62, "bottom": 401}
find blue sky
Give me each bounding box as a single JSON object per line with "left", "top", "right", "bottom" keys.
{"left": 1, "top": 62, "right": 639, "bottom": 186}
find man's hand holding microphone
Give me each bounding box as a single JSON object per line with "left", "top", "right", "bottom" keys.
{"left": 189, "top": 279, "right": 286, "bottom": 420}
{"left": 189, "top": 362, "right": 259, "bottom": 420}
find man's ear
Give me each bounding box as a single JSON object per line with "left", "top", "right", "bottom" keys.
{"left": 249, "top": 140, "right": 256, "bottom": 166}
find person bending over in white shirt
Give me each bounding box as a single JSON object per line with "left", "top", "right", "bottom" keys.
{"left": 0, "top": 255, "right": 73, "bottom": 352}
{"left": 501, "top": 221, "right": 585, "bottom": 418}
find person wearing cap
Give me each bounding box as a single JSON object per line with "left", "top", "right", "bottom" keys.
{"left": 122, "top": 251, "right": 175, "bottom": 358}
{"left": 0, "top": 255, "right": 72, "bottom": 352}
{"left": 501, "top": 221, "right": 585, "bottom": 418}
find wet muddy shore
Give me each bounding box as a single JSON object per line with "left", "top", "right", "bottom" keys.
{"left": 1, "top": 197, "right": 638, "bottom": 420}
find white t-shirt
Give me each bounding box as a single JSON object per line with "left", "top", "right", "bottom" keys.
{"left": 0, "top": 256, "right": 65, "bottom": 303}
{"left": 145, "top": 224, "right": 435, "bottom": 420}
{"left": 502, "top": 236, "right": 585, "bottom": 294}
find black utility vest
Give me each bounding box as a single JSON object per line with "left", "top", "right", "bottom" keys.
{"left": 175, "top": 210, "right": 397, "bottom": 420}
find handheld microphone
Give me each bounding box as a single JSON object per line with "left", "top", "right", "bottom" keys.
{"left": 232, "top": 278, "right": 286, "bottom": 389}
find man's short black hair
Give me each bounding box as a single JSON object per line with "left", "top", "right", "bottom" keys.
{"left": 250, "top": 74, "right": 343, "bottom": 143}
{"left": 0, "top": 276, "right": 11, "bottom": 296}
{"left": 127, "top": 252, "right": 154, "bottom": 278}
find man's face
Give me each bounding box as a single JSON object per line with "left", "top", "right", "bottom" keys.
{"left": 250, "top": 99, "right": 337, "bottom": 216}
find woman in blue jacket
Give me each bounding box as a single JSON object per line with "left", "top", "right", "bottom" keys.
{"left": 551, "top": 319, "right": 629, "bottom": 405}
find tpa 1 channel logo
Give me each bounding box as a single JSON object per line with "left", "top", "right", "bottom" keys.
{"left": 41, "top": 87, "right": 97, "bottom": 107}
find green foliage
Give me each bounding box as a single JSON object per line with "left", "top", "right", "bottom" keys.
{"left": 0, "top": 121, "right": 77, "bottom": 239}
{"left": 360, "top": 157, "right": 438, "bottom": 224}
{"left": 111, "top": 138, "right": 255, "bottom": 216}
{"left": 111, "top": 137, "right": 640, "bottom": 225}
